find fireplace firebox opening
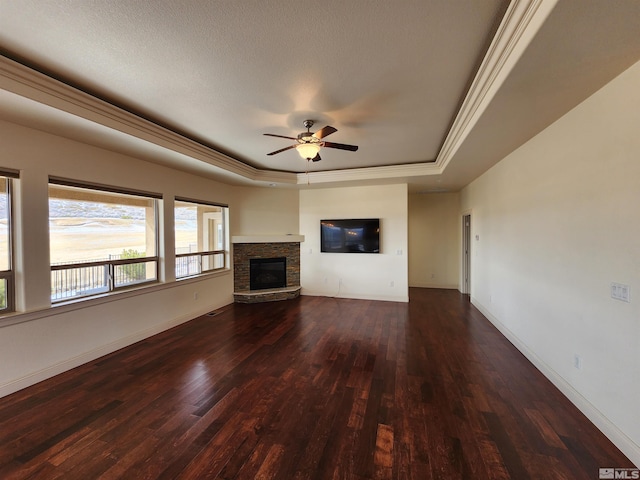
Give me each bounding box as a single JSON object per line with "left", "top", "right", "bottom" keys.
{"left": 250, "top": 257, "right": 287, "bottom": 290}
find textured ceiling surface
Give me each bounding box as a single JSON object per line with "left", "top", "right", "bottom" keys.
{"left": 1, "top": 0, "right": 640, "bottom": 190}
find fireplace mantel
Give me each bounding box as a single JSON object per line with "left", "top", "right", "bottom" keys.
{"left": 232, "top": 234, "right": 304, "bottom": 244}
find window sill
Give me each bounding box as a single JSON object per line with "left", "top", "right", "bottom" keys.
{"left": 175, "top": 267, "right": 229, "bottom": 283}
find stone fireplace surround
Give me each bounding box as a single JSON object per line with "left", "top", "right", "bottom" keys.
{"left": 232, "top": 235, "right": 304, "bottom": 303}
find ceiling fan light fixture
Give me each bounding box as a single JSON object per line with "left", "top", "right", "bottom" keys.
{"left": 264, "top": 120, "right": 357, "bottom": 161}
{"left": 296, "top": 142, "right": 321, "bottom": 160}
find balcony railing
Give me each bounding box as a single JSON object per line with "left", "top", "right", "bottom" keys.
{"left": 50, "top": 249, "right": 226, "bottom": 301}
{"left": 51, "top": 256, "right": 158, "bottom": 302}
{"left": 175, "top": 250, "right": 225, "bottom": 278}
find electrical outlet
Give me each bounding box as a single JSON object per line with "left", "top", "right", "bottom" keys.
{"left": 193, "top": 292, "right": 199, "bottom": 300}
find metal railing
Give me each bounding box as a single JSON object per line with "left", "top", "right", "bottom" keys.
{"left": 175, "top": 250, "right": 226, "bottom": 278}
{"left": 51, "top": 257, "right": 158, "bottom": 302}
{"left": 50, "top": 248, "right": 227, "bottom": 301}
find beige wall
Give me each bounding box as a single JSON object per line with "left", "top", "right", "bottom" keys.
{"left": 408, "top": 192, "right": 460, "bottom": 289}
{"left": 461, "top": 60, "right": 640, "bottom": 464}
{"left": 300, "top": 184, "right": 408, "bottom": 302}
{"left": 231, "top": 186, "right": 299, "bottom": 235}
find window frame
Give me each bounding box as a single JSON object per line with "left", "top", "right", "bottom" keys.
{"left": 0, "top": 169, "right": 17, "bottom": 313}
{"left": 49, "top": 177, "right": 161, "bottom": 303}
{"left": 174, "top": 197, "right": 229, "bottom": 279}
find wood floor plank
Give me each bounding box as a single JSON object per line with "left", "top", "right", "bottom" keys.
{"left": 374, "top": 423, "right": 394, "bottom": 479}
{"left": 0, "top": 288, "right": 634, "bottom": 479}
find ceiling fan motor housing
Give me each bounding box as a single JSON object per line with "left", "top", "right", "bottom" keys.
{"left": 299, "top": 120, "right": 319, "bottom": 143}
{"left": 298, "top": 132, "right": 321, "bottom": 144}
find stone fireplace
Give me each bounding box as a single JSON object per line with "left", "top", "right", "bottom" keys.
{"left": 232, "top": 235, "right": 304, "bottom": 303}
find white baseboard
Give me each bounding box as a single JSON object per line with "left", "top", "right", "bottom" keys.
{"left": 471, "top": 297, "right": 640, "bottom": 467}
{"left": 408, "top": 282, "right": 459, "bottom": 289}
{"left": 301, "top": 289, "right": 409, "bottom": 303}
{"left": 0, "top": 304, "right": 221, "bottom": 399}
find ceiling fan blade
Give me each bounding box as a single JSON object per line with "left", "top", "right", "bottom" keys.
{"left": 267, "top": 145, "right": 296, "bottom": 156}
{"left": 313, "top": 126, "right": 337, "bottom": 139}
{"left": 323, "top": 141, "right": 359, "bottom": 152}
{"left": 264, "top": 133, "right": 297, "bottom": 140}
{"left": 311, "top": 153, "right": 322, "bottom": 162}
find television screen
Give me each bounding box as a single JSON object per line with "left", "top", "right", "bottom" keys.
{"left": 320, "top": 219, "right": 380, "bottom": 253}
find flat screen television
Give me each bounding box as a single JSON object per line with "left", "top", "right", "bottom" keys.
{"left": 320, "top": 219, "right": 380, "bottom": 253}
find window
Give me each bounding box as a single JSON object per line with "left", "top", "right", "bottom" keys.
{"left": 49, "top": 179, "right": 159, "bottom": 302}
{"left": 174, "top": 198, "right": 228, "bottom": 278}
{"left": 0, "top": 170, "right": 17, "bottom": 312}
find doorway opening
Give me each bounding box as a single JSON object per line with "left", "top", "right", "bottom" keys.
{"left": 462, "top": 214, "right": 471, "bottom": 295}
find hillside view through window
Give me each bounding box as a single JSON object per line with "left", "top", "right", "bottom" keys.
{"left": 0, "top": 176, "right": 12, "bottom": 310}
{"left": 49, "top": 183, "right": 158, "bottom": 301}
{"left": 174, "top": 199, "right": 227, "bottom": 278}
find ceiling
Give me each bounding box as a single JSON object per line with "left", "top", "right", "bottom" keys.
{"left": 1, "top": 0, "right": 640, "bottom": 192}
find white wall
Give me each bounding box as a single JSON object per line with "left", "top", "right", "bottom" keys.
{"left": 461, "top": 60, "right": 640, "bottom": 465}
{"left": 0, "top": 120, "right": 236, "bottom": 397}
{"left": 300, "top": 184, "right": 408, "bottom": 302}
{"left": 408, "top": 192, "right": 460, "bottom": 289}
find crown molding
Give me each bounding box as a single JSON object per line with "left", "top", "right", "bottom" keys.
{"left": 435, "top": 0, "right": 558, "bottom": 171}
{"left": 0, "top": 55, "right": 298, "bottom": 186}
{"left": 0, "top": 56, "right": 443, "bottom": 188}
{"left": 296, "top": 162, "right": 442, "bottom": 185}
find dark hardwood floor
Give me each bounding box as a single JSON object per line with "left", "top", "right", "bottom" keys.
{"left": 0, "top": 288, "right": 633, "bottom": 479}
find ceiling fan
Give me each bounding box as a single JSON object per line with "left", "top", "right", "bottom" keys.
{"left": 264, "top": 120, "right": 358, "bottom": 162}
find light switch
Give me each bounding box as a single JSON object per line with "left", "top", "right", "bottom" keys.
{"left": 611, "top": 283, "right": 630, "bottom": 302}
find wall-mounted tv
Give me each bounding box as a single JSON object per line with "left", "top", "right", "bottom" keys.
{"left": 321, "top": 219, "right": 380, "bottom": 253}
